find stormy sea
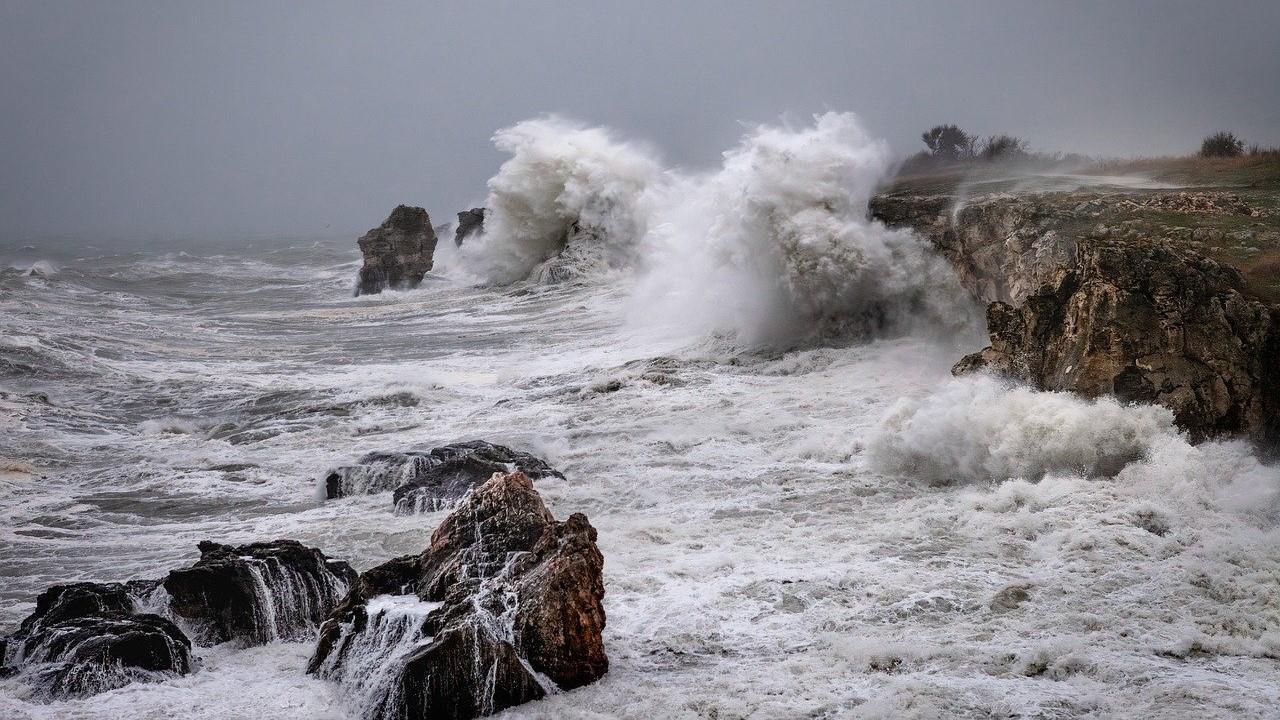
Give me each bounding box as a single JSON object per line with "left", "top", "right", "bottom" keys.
{"left": 2, "top": 114, "right": 1277, "bottom": 719}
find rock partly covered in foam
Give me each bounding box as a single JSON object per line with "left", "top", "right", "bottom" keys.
{"left": 954, "top": 237, "right": 1279, "bottom": 443}
{"left": 323, "top": 440, "right": 563, "bottom": 513}
{"left": 0, "top": 582, "right": 192, "bottom": 700}
{"left": 164, "top": 539, "right": 357, "bottom": 646}
{"left": 309, "top": 470, "right": 607, "bottom": 720}
{"left": 871, "top": 191, "right": 1078, "bottom": 306}
{"left": 355, "top": 205, "right": 438, "bottom": 296}
{"left": 454, "top": 207, "right": 485, "bottom": 246}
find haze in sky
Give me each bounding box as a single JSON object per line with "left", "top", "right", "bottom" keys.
{"left": 2, "top": 0, "right": 1278, "bottom": 240}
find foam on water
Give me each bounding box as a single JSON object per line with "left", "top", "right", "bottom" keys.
{"left": 2, "top": 119, "right": 1278, "bottom": 718}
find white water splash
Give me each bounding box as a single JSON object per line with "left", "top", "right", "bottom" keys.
{"left": 868, "top": 374, "right": 1179, "bottom": 483}
{"left": 452, "top": 112, "right": 973, "bottom": 347}
{"left": 455, "top": 116, "right": 661, "bottom": 285}
{"left": 633, "top": 112, "right": 973, "bottom": 345}
{"left": 314, "top": 595, "right": 441, "bottom": 719}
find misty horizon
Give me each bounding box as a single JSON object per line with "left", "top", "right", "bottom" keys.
{"left": 3, "top": 0, "right": 1279, "bottom": 240}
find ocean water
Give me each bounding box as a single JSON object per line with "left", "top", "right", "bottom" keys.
{"left": 2, "top": 114, "right": 1278, "bottom": 719}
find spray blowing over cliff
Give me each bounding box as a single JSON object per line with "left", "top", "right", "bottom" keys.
{"left": 453, "top": 112, "right": 974, "bottom": 346}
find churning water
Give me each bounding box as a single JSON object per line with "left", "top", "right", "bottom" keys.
{"left": 1, "top": 114, "right": 1277, "bottom": 719}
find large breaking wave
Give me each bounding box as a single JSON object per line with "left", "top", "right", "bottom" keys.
{"left": 456, "top": 116, "right": 660, "bottom": 285}
{"left": 454, "top": 112, "right": 974, "bottom": 345}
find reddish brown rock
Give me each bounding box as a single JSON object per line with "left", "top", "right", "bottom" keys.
{"left": 309, "top": 470, "right": 607, "bottom": 720}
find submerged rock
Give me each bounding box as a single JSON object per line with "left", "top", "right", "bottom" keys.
{"left": 955, "top": 237, "right": 1279, "bottom": 443}
{"left": 163, "top": 539, "right": 357, "bottom": 646}
{"left": 1, "top": 582, "right": 191, "bottom": 700}
{"left": 454, "top": 207, "right": 485, "bottom": 246}
{"left": 355, "top": 205, "right": 438, "bottom": 296}
{"left": 309, "top": 470, "right": 607, "bottom": 720}
{"left": 323, "top": 440, "right": 563, "bottom": 513}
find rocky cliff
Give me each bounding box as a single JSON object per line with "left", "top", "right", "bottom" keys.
{"left": 872, "top": 183, "right": 1280, "bottom": 446}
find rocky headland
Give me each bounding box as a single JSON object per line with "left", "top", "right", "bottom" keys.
{"left": 872, "top": 172, "right": 1280, "bottom": 447}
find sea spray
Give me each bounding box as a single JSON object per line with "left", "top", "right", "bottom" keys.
{"left": 452, "top": 112, "right": 974, "bottom": 346}
{"left": 632, "top": 112, "right": 974, "bottom": 345}
{"left": 456, "top": 116, "right": 661, "bottom": 285}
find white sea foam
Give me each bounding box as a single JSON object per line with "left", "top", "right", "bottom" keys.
{"left": 868, "top": 374, "right": 1180, "bottom": 482}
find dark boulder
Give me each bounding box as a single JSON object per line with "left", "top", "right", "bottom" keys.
{"left": 1, "top": 582, "right": 191, "bottom": 700}
{"left": 355, "top": 205, "right": 438, "bottom": 296}
{"left": 309, "top": 470, "right": 607, "bottom": 720}
{"left": 323, "top": 441, "right": 563, "bottom": 514}
{"left": 955, "top": 237, "right": 1280, "bottom": 443}
{"left": 454, "top": 207, "right": 485, "bottom": 247}
{"left": 163, "top": 539, "right": 357, "bottom": 646}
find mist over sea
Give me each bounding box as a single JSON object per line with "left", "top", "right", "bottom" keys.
{"left": 2, "top": 114, "right": 1278, "bottom": 719}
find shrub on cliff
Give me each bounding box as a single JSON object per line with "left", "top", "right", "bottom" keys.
{"left": 1200, "top": 132, "right": 1244, "bottom": 158}
{"left": 980, "top": 134, "right": 1030, "bottom": 162}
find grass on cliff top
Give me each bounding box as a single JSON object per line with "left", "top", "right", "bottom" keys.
{"left": 883, "top": 156, "right": 1280, "bottom": 305}
{"left": 1083, "top": 153, "right": 1280, "bottom": 191}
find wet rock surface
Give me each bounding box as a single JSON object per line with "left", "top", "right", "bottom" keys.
{"left": 874, "top": 187, "right": 1280, "bottom": 446}
{"left": 454, "top": 207, "right": 485, "bottom": 246}
{"left": 872, "top": 192, "right": 1079, "bottom": 306}
{"left": 163, "top": 539, "right": 357, "bottom": 646}
{"left": 1, "top": 582, "right": 192, "bottom": 700}
{"left": 309, "top": 470, "right": 607, "bottom": 720}
{"left": 355, "top": 205, "right": 438, "bottom": 296}
{"left": 324, "top": 440, "right": 563, "bottom": 513}
{"left": 953, "top": 237, "right": 1279, "bottom": 443}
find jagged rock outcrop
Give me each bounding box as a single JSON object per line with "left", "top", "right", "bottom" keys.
{"left": 871, "top": 192, "right": 1078, "bottom": 305}
{"left": 309, "top": 470, "right": 607, "bottom": 720}
{"left": 323, "top": 441, "right": 563, "bottom": 513}
{"left": 954, "top": 237, "right": 1280, "bottom": 443}
{"left": 355, "top": 205, "right": 438, "bottom": 296}
{"left": 0, "top": 582, "right": 192, "bottom": 700}
{"left": 164, "top": 539, "right": 357, "bottom": 646}
{"left": 454, "top": 207, "right": 485, "bottom": 246}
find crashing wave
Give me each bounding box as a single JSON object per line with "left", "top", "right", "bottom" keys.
{"left": 456, "top": 112, "right": 973, "bottom": 346}
{"left": 632, "top": 112, "right": 974, "bottom": 345}
{"left": 457, "top": 116, "right": 660, "bottom": 285}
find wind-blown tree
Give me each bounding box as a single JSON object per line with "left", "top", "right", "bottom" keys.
{"left": 921, "top": 125, "right": 975, "bottom": 160}
{"left": 1199, "top": 131, "right": 1244, "bottom": 158}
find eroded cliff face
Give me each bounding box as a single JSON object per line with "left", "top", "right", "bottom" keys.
{"left": 872, "top": 186, "right": 1280, "bottom": 447}
{"left": 953, "top": 237, "right": 1280, "bottom": 443}
{"left": 871, "top": 192, "right": 1078, "bottom": 305}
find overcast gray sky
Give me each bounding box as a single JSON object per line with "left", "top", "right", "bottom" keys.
{"left": 3, "top": 0, "right": 1279, "bottom": 241}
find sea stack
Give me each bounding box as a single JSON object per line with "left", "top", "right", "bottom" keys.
{"left": 355, "top": 205, "right": 437, "bottom": 296}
